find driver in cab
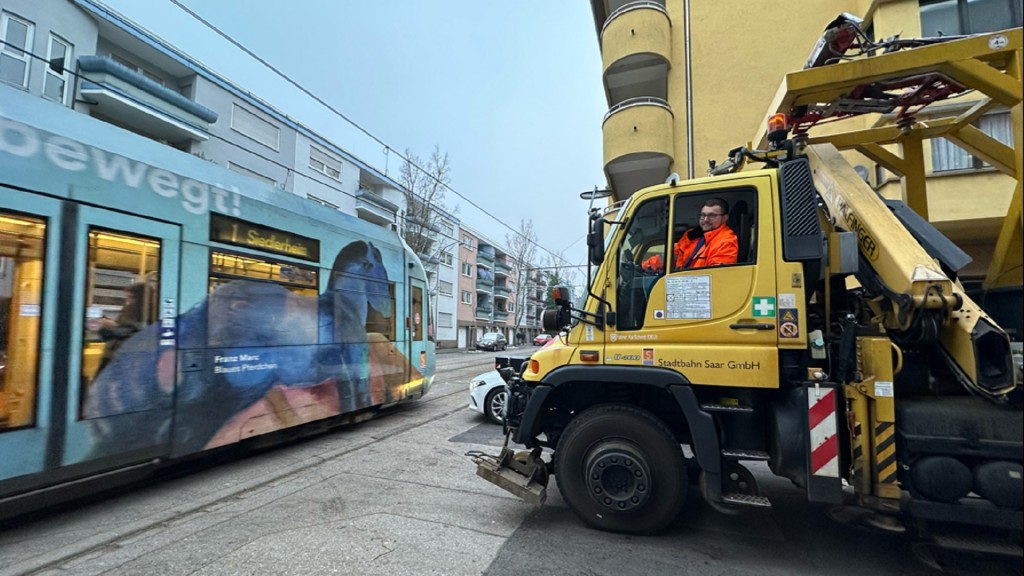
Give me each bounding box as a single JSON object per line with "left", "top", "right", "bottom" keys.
{"left": 643, "top": 198, "right": 738, "bottom": 272}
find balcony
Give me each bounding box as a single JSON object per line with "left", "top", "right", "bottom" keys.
{"left": 603, "top": 97, "right": 674, "bottom": 200}
{"left": 494, "top": 310, "right": 509, "bottom": 322}
{"left": 493, "top": 285, "right": 511, "bottom": 299}
{"left": 477, "top": 245, "right": 496, "bottom": 266}
{"left": 475, "top": 307, "right": 493, "bottom": 321}
{"left": 601, "top": 2, "right": 671, "bottom": 106}
{"left": 356, "top": 189, "right": 398, "bottom": 226}
{"left": 476, "top": 276, "right": 494, "bottom": 292}
{"left": 77, "top": 56, "right": 216, "bottom": 144}
{"left": 494, "top": 260, "right": 512, "bottom": 277}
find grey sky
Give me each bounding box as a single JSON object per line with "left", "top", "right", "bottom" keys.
{"left": 98, "top": 0, "right": 607, "bottom": 271}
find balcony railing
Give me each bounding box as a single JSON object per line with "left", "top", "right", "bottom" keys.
{"left": 601, "top": 0, "right": 668, "bottom": 38}
{"left": 356, "top": 189, "right": 398, "bottom": 226}
{"left": 77, "top": 56, "right": 216, "bottom": 143}
{"left": 603, "top": 96, "right": 673, "bottom": 126}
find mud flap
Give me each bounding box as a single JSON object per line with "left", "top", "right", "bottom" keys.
{"left": 470, "top": 447, "right": 548, "bottom": 507}
{"left": 806, "top": 383, "right": 844, "bottom": 503}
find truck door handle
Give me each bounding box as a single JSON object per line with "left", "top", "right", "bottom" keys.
{"left": 729, "top": 322, "right": 775, "bottom": 331}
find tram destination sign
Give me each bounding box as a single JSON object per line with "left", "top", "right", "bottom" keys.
{"left": 210, "top": 213, "right": 319, "bottom": 262}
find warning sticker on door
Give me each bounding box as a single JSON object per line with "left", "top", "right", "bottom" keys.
{"left": 779, "top": 307, "right": 799, "bottom": 338}
{"left": 779, "top": 322, "right": 799, "bottom": 338}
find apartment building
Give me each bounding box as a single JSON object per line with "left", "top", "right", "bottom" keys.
{"left": 454, "top": 225, "right": 546, "bottom": 348}
{"left": 1, "top": 0, "right": 405, "bottom": 228}
{"left": 590, "top": 0, "right": 1021, "bottom": 284}
{"left": 419, "top": 215, "right": 460, "bottom": 349}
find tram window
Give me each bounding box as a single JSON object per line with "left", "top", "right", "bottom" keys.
{"left": 0, "top": 213, "right": 45, "bottom": 432}
{"left": 411, "top": 285, "right": 423, "bottom": 340}
{"left": 208, "top": 251, "right": 318, "bottom": 347}
{"left": 80, "top": 229, "right": 161, "bottom": 408}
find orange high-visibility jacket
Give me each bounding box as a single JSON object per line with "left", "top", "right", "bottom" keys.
{"left": 643, "top": 225, "right": 739, "bottom": 272}
{"left": 672, "top": 225, "right": 738, "bottom": 269}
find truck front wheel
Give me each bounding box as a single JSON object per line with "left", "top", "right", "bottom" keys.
{"left": 554, "top": 404, "right": 686, "bottom": 534}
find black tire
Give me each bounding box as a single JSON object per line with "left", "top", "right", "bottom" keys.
{"left": 484, "top": 387, "right": 507, "bottom": 425}
{"left": 554, "top": 404, "right": 686, "bottom": 534}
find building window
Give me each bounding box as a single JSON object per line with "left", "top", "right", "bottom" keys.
{"left": 307, "top": 194, "right": 339, "bottom": 209}
{"left": 0, "top": 12, "right": 34, "bottom": 89}
{"left": 441, "top": 221, "right": 456, "bottom": 239}
{"left": 920, "top": 0, "right": 1022, "bottom": 36}
{"left": 43, "top": 34, "right": 72, "bottom": 104}
{"left": 462, "top": 235, "right": 474, "bottom": 250}
{"left": 438, "top": 280, "right": 453, "bottom": 296}
{"left": 931, "top": 112, "right": 1013, "bottom": 172}
{"left": 228, "top": 161, "right": 277, "bottom": 187}
{"left": 461, "top": 262, "right": 473, "bottom": 277}
{"left": 461, "top": 290, "right": 473, "bottom": 304}
{"left": 231, "top": 103, "right": 280, "bottom": 151}
{"left": 110, "top": 53, "right": 165, "bottom": 86}
{"left": 438, "top": 312, "right": 453, "bottom": 328}
{"left": 309, "top": 146, "right": 341, "bottom": 180}
{"left": 440, "top": 251, "right": 453, "bottom": 266}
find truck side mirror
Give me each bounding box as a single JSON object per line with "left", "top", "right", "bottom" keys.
{"left": 587, "top": 215, "right": 605, "bottom": 265}
{"left": 542, "top": 308, "right": 570, "bottom": 333}
{"left": 543, "top": 285, "right": 573, "bottom": 332}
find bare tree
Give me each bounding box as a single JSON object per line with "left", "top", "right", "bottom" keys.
{"left": 542, "top": 251, "right": 577, "bottom": 309}
{"left": 399, "top": 146, "right": 452, "bottom": 256}
{"left": 507, "top": 219, "right": 538, "bottom": 343}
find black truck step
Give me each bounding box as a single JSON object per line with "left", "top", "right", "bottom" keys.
{"left": 721, "top": 493, "right": 772, "bottom": 508}
{"left": 931, "top": 533, "right": 1023, "bottom": 558}
{"left": 721, "top": 449, "right": 770, "bottom": 461}
{"left": 701, "top": 403, "right": 754, "bottom": 413}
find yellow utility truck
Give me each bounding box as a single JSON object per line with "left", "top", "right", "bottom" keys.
{"left": 473, "top": 20, "right": 1023, "bottom": 551}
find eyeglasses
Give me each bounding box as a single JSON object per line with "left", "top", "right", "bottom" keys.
{"left": 699, "top": 212, "right": 724, "bottom": 220}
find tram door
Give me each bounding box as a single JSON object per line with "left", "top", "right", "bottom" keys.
{"left": 408, "top": 277, "right": 428, "bottom": 395}
{"left": 61, "top": 205, "right": 180, "bottom": 467}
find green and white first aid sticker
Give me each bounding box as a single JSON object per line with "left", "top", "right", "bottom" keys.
{"left": 753, "top": 297, "right": 776, "bottom": 318}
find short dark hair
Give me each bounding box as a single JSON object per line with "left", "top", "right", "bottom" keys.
{"left": 704, "top": 198, "right": 729, "bottom": 214}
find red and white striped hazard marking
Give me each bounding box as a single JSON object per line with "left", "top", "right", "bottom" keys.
{"left": 808, "top": 388, "right": 839, "bottom": 477}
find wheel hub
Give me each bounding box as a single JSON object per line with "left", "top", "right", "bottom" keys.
{"left": 584, "top": 442, "right": 651, "bottom": 512}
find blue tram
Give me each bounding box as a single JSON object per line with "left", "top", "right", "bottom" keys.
{"left": 0, "top": 85, "right": 434, "bottom": 518}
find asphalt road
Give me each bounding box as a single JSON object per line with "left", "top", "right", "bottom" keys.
{"left": 0, "top": 349, "right": 1018, "bottom": 576}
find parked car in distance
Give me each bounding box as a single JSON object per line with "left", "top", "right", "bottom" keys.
{"left": 475, "top": 332, "right": 507, "bottom": 351}
{"left": 533, "top": 333, "right": 553, "bottom": 346}
{"left": 468, "top": 369, "right": 506, "bottom": 424}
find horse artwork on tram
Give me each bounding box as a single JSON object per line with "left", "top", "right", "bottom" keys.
{"left": 83, "top": 239, "right": 412, "bottom": 458}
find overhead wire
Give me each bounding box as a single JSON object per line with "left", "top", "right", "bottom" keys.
{"left": 3, "top": 24, "right": 582, "bottom": 287}
{"left": 164, "top": 0, "right": 575, "bottom": 268}
{"left": 0, "top": 38, "right": 467, "bottom": 247}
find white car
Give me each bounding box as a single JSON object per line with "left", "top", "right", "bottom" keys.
{"left": 468, "top": 369, "right": 507, "bottom": 424}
